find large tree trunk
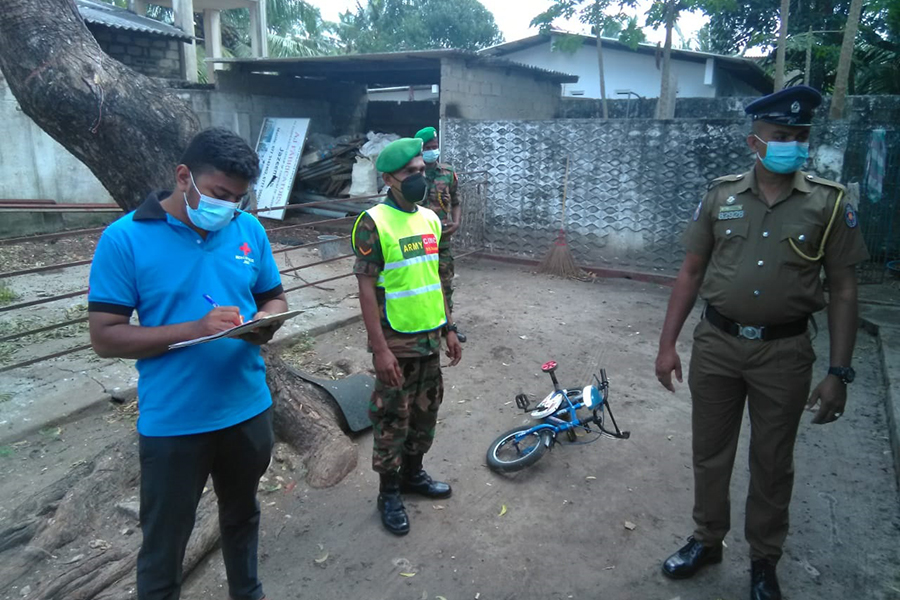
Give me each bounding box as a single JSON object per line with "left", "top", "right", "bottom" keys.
{"left": 596, "top": 27, "right": 609, "bottom": 120}
{"left": 829, "top": 0, "right": 864, "bottom": 119}
{"left": 0, "top": 0, "right": 199, "bottom": 211}
{"left": 655, "top": 0, "right": 676, "bottom": 119}
{"left": 774, "top": 0, "right": 790, "bottom": 91}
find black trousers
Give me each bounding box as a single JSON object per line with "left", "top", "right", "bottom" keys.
{"left": 136, "top": 407, "right": 274, "bottom": 600}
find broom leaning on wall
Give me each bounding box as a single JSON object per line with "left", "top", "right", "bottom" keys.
{"left": 539, "top": 155, "right": 584, "bottom": 279}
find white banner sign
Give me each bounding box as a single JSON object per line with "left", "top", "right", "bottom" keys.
{"left": 253, "top": 118, "right": 311, "bottom": 221}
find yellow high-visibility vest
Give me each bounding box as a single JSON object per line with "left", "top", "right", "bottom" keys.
{"left": 353, "top": 203, "right": 446, "bottom": 334}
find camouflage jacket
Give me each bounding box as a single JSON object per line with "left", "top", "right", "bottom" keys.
{"left": 423, "top": 163, "right": 460, "bottom": 248}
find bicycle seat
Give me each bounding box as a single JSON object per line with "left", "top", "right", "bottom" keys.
{"left": 530, "top": 391, "right": 563, "bottom": 419}
{"left": 541, "top": 361, "right": 557, "bottom": 373}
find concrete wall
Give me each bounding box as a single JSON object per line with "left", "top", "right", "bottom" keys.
{"left": 439, "top": 57, "right": 561, "bottom": 120}
{"left": 0, "top": 74, "right": 116, "bottom": 236}
{"left": 558, "top": 94, "right": 900, "bottom": 122}
{"left": 89, "top": 25, "right": 182, "bottom": 80}
{"left": 444, "top": 118, "right": 849, "bottom": 272}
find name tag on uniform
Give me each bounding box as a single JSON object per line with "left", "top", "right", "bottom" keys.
{"left": 399, "top": 234, "right": 439, "bottom": 258}
{"left": 717, "top": 205, "right": 744, "bottom": 220}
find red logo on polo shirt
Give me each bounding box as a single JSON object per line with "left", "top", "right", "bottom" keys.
{"left": 235, "top": 242, "right": 255, "bottom": 265}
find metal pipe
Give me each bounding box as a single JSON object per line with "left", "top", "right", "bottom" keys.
{"left": 0, "top": 289, "right": 89, "bottom": 313}
{"left": 283, "top": 272, "right": 354, "bottom": 294}
{"left": 271, "top": 235, "right": 351, "bottom": 255}
{"left": 279, "top": 253, "right": 353, "bottom": 275}
{"left": 0, "top": 317, "right": 89, "bottom": 343}
{"left": 265, "top": 216, "right": 355, "bottom": 235}
{"left": 0, "top": 344, "right": 94, "bottom": 374}
{"left": 248, "top": 193, "right": 385, "bottom": 215}
{"left": 0, "top": 227, "right": 107, "bottom": 246}
{"left": 0, "top": 259, "right": 93, "bottom": 279}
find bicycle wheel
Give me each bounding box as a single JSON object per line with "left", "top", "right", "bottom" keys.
{"left": 486, "top": 426, "right": 553, "bottom": 472}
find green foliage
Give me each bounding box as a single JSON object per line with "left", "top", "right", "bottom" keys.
{"left": 0, "top": 282, "right": 16, "bottom": 306}
{"left": 618, "top": 16, "right": 647, "bottom": 48}
{"left": 532, "top": 0, "right": 644, "bottom": 55}
{"left": 337, "top": 0, "right": 504, "bottom": 53}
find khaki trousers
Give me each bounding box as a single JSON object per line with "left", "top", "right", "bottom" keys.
{"left": 688, "top": 318, "right": 815, "bottom": 562}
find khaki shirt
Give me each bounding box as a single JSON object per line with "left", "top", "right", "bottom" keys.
{"left": 684, "top": 167, "right": 870, "bottom": 324}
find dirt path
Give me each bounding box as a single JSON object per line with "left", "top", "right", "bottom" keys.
{"left": 1, "top": 258, "right": 897, "bottom": 600}
{"left": 185, "top": 259, "right": 899, "bottom": 600}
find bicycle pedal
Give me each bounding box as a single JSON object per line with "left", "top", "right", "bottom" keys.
{"left": 515, "top": 394, "right": 530, "bottom": 411}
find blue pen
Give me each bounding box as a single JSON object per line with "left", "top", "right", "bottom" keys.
{"left": 203, "top": 294, "right": 244, "bottom": 324}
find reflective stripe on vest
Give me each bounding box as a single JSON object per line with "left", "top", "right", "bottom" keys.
{"left": 352, "top": 203, "right": 446, "bottom": 334}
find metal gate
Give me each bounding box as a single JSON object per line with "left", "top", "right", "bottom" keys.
{"left": 845, "top": 127, "right": 899, "bottom": 284}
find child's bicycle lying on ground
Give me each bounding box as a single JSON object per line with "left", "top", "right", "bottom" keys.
{"left": 486, "top": 361, "right": 630, "bottom": 472}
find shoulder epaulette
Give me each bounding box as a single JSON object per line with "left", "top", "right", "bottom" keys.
{"left": 707, "top": 173, "right": 745, "bottom": 190}
{"left": 802, "top": 173, "right": 845, "bottom": 193}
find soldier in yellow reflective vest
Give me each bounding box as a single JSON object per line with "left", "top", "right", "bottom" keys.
{"left": 352, "top": 137, "right": 463, "bottom": 536}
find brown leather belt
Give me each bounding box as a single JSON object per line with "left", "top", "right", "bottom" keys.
{"left": 704, "top": 304, "right": 807, "bottom": 341}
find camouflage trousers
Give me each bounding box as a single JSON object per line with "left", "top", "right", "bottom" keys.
{"left": 438, "top": 245, "right": 455, "bottom": 311}
{"left": 370, "top": 354, "right": 444, "bottom": 474}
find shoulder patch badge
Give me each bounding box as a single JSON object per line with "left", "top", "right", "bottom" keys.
{"left": 844, "top": 203, "right": 858, "bottom": 228}
{"left": 693, "top": 200, "right": 703, "bottom": 221}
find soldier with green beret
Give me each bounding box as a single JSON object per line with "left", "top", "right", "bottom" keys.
{"left": 352, "top": 137, "right": 463, "bottom": 536}
{"left": 655, "top": 86, "right": 869, "bottom": 600}
{"left": 414, "top": 126, "right": 465, "bottom": 341}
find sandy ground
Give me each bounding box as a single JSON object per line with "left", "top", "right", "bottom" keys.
{"left": 1, "top": 258, "right": 898, "bottom": 600}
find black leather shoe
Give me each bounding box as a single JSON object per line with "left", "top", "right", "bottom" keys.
{"left": 456, "top": 331, "right": 467, "bottom": 343}
{"left": 400, "top": 454, "right": 452, "bottom": 498}
{"left": 377, "top": 474, "right": 410, "bottom": 536}
{"left": 661, "top": 536, "right": 723, "bottom": 579}
{"left": 750, "top": 560, "right": 782, "bottom": 600}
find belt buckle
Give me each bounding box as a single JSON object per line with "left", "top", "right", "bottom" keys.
{"left": 739, "top": 325, "right": 762, "bottom": 340}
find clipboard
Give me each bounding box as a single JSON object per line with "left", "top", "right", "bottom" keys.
{"left": 168, "top": 310, "right": 303, "bottom": 350}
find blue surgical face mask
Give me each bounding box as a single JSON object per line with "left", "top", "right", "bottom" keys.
{"left": 755, "top": 135, "right": 809, "bottom": 174}
{"left": 422, "top": 149, "right": 440, "bottom": 163}
{"left": 184, "top": 172, "right": 237, "bottom": 232}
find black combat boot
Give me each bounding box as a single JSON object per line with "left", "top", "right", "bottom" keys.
{"left": 400, "top": 454, "right": 452, "bottom": 498}
{"left": 377, "top": 472, "right": 410, "bottom": 536}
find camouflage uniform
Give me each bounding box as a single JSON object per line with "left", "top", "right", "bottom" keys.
{"left": 423, "top": 163, "right": 460, "bottom": 309}
{"left": 353, "top": 195, "right": 446, "bottom": 474}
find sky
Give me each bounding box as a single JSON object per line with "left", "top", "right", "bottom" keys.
{"left": 307, "top": 0, "right": 709, "bottom": 49}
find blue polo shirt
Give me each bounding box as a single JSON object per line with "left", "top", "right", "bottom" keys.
{"left": 88, "top": 192, "right": 283, "bottom": 437}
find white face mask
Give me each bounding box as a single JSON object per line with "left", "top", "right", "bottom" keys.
{"left": 183, "top": 172, "right": 237, "bottom": 232}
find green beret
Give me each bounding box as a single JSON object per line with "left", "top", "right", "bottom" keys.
{"left": 414, "top": 127, "right": 437, "bottom": 143}
{"left": 375, "top": 138, "right": 423, "bottom": 173}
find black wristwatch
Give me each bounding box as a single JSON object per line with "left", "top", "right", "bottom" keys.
{"left": 828, "top": 366, "right": 856, "bottom": 384}
{"left": 445, "top": 323, "right": 459, "bottom": 335}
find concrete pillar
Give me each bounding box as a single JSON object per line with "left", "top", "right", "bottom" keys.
{"left": 173, "top": 0, "right": 198, "bottom": 83}
{"left": 248, "top": 0, "right": 268, "bottom": 58}
{"left": 203, "top": 9, "right": 222, "bottom": 83}
{"left": 127, "top": 0, "right": 147, "bottom": 15}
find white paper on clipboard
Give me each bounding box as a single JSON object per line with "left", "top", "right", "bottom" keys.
{"left": 168, "top": 310, "right": 303, "bottom": 350}
{"left": 253, "top": 118, "right": 310, "bottom": 221}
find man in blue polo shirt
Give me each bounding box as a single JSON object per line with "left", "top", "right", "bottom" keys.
{"left": 88, "top": 128, "right": 286, "bottom": 600}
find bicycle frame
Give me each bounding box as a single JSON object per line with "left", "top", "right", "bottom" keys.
{"left": 511, "top": 373, "right": 629, "bottom": 449}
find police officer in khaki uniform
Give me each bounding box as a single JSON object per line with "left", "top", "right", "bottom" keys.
{"left": 655, "top": 86, "right": 869, "bottom": 600}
